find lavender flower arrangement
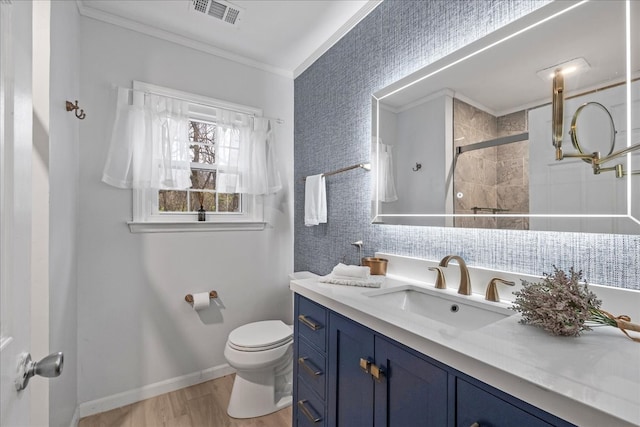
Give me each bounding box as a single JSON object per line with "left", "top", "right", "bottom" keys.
{"left": 512, "top": 267, "right": 640, "bottom": 342}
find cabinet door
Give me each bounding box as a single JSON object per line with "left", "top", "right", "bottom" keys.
{"left": 328, "top": 313, "right": 375, "bottom": 427}
{"left": 456, "top": 379, "right": 553, "bottom": 427}
{"left": 374, "top": 337, "right": 449, "bottom": 427}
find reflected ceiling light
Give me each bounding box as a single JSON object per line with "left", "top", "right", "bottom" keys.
{"left": 536, "top": 57, "right": 591, "bottom": 81}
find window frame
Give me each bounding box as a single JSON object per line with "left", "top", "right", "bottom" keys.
{"left": 127, "top": 81, "right": 266, "bottom": 233}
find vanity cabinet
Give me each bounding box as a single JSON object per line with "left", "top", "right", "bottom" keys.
{"left": 293, "top": 294, "right": 574, "bottom": 427}
{"left": 456, "top": 379, "right": 554, "bottom": 427}
{"left": 328, "top": 312, "right": 449, "bottom": 426}
{"left": 294, "top": 294, "right": 329, "bottom": 427}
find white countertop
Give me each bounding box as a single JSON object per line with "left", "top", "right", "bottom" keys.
{"left": 290, "top": 254, "right": 640, "bottom": 427}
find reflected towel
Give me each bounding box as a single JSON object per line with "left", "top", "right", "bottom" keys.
{"left": 304, "top": 174, "right": 327, "bottom": 226}
{"left": 371, "top": 141, "right": 398, "bottom": 203}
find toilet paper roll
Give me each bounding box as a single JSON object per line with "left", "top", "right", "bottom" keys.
{"left": 191, "top": 292, "right": 210, "bottom": 311}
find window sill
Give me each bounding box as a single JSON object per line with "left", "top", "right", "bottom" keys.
{"left": 127, "top": 221, "right": 266, "bottom": 233}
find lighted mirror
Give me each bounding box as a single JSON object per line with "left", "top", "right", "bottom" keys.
{"left": 371, "top": 0, "right": 639, "bottom": 233}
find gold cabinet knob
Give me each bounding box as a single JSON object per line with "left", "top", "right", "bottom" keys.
{"left": 297, "top": 400, "right": 322, "bottom": 423}
{"left": 298, "top": 357, "right": 322, "bottom": 377}
{"left": 298, "top": 314, "right": 322, "bottom": 331}
{"left": 370, "top": 364, "right": 385, "bottom": 382}
{"left": 359, "top": 357, "right": 372, "bottom": 373}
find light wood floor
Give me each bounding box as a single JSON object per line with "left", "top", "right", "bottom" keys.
{"left": 78, "top": 374, "right": 292, "bottom": 427}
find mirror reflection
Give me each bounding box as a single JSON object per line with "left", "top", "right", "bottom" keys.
{"left": 371, "top": 0, "right": 639, "bottom": 233}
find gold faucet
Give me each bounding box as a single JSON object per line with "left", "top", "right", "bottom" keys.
{"left": 438, "top": 255, "right": 471, "bottom": 295}
{"left": 485, "top": 277, "right": 515, "bottom": 302}
{"left": 428, "top": 266, "right": 447, "bottom": 289}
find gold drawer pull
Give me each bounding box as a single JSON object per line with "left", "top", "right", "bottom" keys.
{"left": 298, "top": 314, "right": 322, "bottom": 331}
{"left": 298, "top": 399, "right": 322, "bottom": 423}
{"left": 298, "top": 357, "right": 323, "bottom": 377}
{"left": 359, "top": 357, "right": 372, "bottom": 373}
{"left": 371, "top": 364, "right": 385, "bottom": 382}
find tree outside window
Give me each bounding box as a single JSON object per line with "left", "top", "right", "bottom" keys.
{"left": 159, "top": 120, "right": 240, "bottom": 213}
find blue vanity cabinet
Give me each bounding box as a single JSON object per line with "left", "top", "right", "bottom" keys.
{"left": 327, "top": 313, "right": 375, "bottom": 426}
{"left": 328, "top": 312, "right": 449, "bottom": 427}
{"left": 293, "top": 293, "right": 575, "bottom": 427}
{"left": 455, "top": 378, "right": 574, "bottom": 427}
{"left": 294, "top": 295, "right": 329, "bottom": 427}
{"left": 373, "top": 336, "right": 449, "bottom": 426}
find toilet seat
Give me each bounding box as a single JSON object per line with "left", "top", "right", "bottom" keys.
{"left": 228, "top": 320, "right": 293, "bottom": 352}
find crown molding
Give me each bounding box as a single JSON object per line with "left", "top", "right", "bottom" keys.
{"left": 76, "top": 0, "right": 293, "bottom": 79}
{"left": 293, "top": 0, "right": 383, "bottom": 78}
{"left": 76, "top": 0, "right": 381, "bottom": 80}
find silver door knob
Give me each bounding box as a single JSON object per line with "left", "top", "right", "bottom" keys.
{"left": 15, "top": 351, "right": 64, "bottom": 391}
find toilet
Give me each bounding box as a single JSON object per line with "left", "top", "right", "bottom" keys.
{"left": 224, "top": 320, "right": 294, "bottom": 418}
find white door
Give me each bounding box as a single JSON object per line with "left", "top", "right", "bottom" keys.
{"left": 1, "top": 1, "right": 35, "bottom": 425}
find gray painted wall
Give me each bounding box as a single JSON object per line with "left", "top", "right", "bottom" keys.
{"left": 78, "top": 17, "right": 294, "bottom": 404}
{"left": 49, "top": 2, "right": 80, "bottom": 425}
{"left": 294, "top": 0, "right": 640, "bottom": 290}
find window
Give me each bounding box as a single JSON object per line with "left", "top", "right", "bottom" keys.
{"left": 158, "top": 119, "right": 240, "bottom": 214}
{"left": 128, "top": 81, "right": 265, "bottom": 233}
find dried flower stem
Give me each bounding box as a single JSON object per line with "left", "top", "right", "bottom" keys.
{"left": 512, "top": 266, "right": 640, "bottom": 342}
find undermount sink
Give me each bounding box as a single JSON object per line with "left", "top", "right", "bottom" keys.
{"left": 364, "top": 285, "right": 514, "bottom": 331}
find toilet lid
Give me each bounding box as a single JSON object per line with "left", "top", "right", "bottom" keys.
{"left": 228, "top": 320, "right": 293, "bottom": 351}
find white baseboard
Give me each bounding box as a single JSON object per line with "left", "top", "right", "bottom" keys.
{"left": 69, "top": 406, "right": 80, "bottom": 427}
{"left": 78, "top": 363, "right": 235, "bottom": 419}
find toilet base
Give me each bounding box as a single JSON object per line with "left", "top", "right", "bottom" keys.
{"left": 227, "top": 369, "right": 292, "bottom": 419}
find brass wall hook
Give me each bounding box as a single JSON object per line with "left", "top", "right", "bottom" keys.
{"left": 65, "top": 100, "right": 86, "bottom": 120}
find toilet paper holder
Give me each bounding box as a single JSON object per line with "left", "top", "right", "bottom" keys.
{"left": 185, "top": 291, "right": 218, "bottom": 306}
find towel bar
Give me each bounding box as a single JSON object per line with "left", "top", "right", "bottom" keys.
{"left": 301, "top": 162, "right": 370, "bottom": 182}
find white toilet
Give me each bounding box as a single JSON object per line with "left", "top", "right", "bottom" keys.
{"left": 224, "top": 320, "right": 293, "bottom": 418}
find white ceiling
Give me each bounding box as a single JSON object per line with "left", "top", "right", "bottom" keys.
{"left": 77, "top": 0, "right": 381, "bottom": 78}
{"left": 378, "top": 0, "right": 633, "bottom": 117}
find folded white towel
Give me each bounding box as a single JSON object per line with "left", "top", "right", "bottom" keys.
{"left": 331, "top": 263, "right": 370, "bottom": 279}
{"left": 304, "top": 174, "right": 327, "bottom": 226}
{"left": 319, "top": 274, "right": 385, "bottom": 288}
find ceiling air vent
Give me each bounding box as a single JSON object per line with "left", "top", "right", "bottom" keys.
{"left": 190, "top": 0, "right": 244, "bottom": 26}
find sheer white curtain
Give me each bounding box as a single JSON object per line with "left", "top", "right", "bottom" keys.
{"left": 102, "top": 87, "right": 192, "bottom": 190}
{"left": 103, "top": 87, "right": 282, "bottom": 196}
{"left": 216, "top": 112, "right": 282, "bottom": 196}
{"left": 215, "top": 109, "right": 248, "bottom": 194}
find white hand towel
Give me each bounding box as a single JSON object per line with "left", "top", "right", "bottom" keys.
{"left": 304, "top": 174, "right": 327, "bottom": 226}
{"left": 319, "top": 274, "right": 385, "bottom": 288}
{"left": 332, "top": 263, "right": 371, "bottom": 279}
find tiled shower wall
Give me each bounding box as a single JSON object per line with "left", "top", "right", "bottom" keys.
{"left": 454, "top": 99, "right": 500, "bottom": 229}
{"left": 294, "top": 0, "right": 640, "bottom": 290}
{"left": 496, "top": 111, "right": 529, "bottom": 229}
{"left": 453, "top": 99, "right": 530, "bottom": 230}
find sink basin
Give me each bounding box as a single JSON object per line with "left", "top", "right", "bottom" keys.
{"left": 364, "top": 285, "right": 514, "bottom": 331}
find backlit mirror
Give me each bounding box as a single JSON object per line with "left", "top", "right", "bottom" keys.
{"left": 371, "top": 0, "right": 640, "bottom": 233}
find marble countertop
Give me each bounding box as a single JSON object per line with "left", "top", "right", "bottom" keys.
{"left": 290, "top": 254, "right": 640, "bottom": 427}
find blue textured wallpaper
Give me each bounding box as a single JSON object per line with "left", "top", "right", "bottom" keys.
{"left": 294, "top": 0, "right": 640, "bottom": 290}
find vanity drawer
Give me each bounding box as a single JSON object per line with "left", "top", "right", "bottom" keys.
{"left": 297, "top": 296, "right": 327, "bottom": 351}
{"left": 297, "top": 338, "right": 326, "bottom": 400}
{"left": 296, "top": 379, "right": 325, "bottom": 427}
{"left": 456, "top": 379, "right": 554, "bottom": 427}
